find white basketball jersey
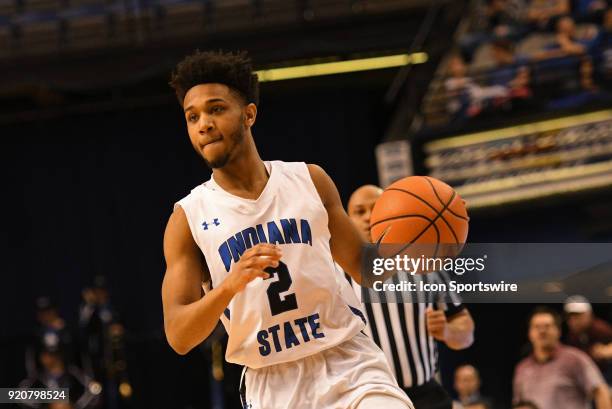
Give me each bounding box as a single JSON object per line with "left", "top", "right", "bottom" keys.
{"left": 176, "top": 161, "right": 365, "bottom": 369}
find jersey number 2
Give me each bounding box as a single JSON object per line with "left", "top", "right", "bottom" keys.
{"left": 265, "top": 261, "right": 298, "bottom": 316}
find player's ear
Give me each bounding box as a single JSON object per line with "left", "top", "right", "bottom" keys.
{"left": 244, "top": 103, "right": 257, "bottom": 127}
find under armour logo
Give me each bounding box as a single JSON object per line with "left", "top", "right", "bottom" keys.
{"left": 202, "top": 218, "right": 221, "bottom": 230}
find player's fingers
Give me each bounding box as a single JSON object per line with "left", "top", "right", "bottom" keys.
{"left": 249, "top": 255, "right": 280, "bottom": 270}
{"left": 250, "top": 243, "right": 281, "bottom": 253}
{"left": 245, "top": 268, "right": 270, "bottom": 280}
{"left": 247, "top": 244, "right": 282, "bottom": 258}
{"left": 255, "top": 255, "right": 282, "bottom": 270}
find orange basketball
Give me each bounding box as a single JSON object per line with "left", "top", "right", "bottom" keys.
{"left": 370, "top": 176, "right": 469, "bottom": 251}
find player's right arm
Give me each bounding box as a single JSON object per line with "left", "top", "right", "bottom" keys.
{"left": 162, "top": 206, "right": 281, "bottom": 355}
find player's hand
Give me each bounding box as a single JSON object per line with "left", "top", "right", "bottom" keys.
{"left": 426, "top": 307, "right": 447, "bottom": 341}
{"left": 221, "top": 244, "right": 282, "bottom": 296}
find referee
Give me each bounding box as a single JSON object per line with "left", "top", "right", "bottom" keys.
{"left": 345, "top": 185, "right": 475, "bottom": 409}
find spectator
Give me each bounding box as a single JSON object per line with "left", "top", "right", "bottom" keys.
{"left": 598, "top": 8, "right": 612, "bottom": 84}
{"left": 489, "top": 39, "right": 532, "bottom": 97}
{"left": 454, "top": 365, "right": 494, "bottom": 408}
{"left": 513, "top": 306, "right": 611, "bottom": 409}
{"left": 526, "top": 0, "right": 570, "bottom": 30}
{"left": 35, "top": 297, "right": 73, "bottom": 353}
{"left": 534, "top": 15, "right": 599, "bottom": 60}
{"left": 530, "top": 14, "right": 599, "bottom": 99}
{"left": 78, "top": 276, "right": 128, "bottom": 409}
{"left": 564, "top": 295, "right": 612, "bottom": 383}
{"left": 573, "top": 0, "right": 607, "bottom": 23}
{"left": 20, "top": 346, "right": 100, "bottom": 409}
{"left": 460, "top": 0, "right": 527, "bottom": 61}
{"left": 445, "top": 55, "right": 510, "bottom": 118}
{"left": 26, "top": 297, "right": 76, "bottom": 377}
{"left": 555, "top": 16, "right": 599, "bottom": 55}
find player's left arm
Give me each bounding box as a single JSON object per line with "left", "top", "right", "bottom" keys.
{"left": 307, "top": 164, "right": 366, "bottom": 285}
{"left": 426, "top": 307, "right": 475, "bottom": 350}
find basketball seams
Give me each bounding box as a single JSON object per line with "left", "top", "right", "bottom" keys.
{"left": 370, "top": 214, "right": 434, "bottom": 229}
{"left": 383, "top": 187, "right": 460, "bottom": 244}
{"left": 374, "top": 217, "right": 441, "bottom": 259}
{"left": 423, "top": 176, "right": 448, "bottom": 207}
{"left": 375, "top": 189, "right": 457, "bottom": 257}
{"left": 425, "top": 176, "right": 459, "bottom": 243}
{"left": 423, "top": 177, "right": 469, "bottom": 222}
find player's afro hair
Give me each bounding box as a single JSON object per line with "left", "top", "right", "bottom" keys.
{"left": 169, "top": 50, "right": 259, "bottom": 107}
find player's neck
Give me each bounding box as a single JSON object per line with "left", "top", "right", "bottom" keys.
{"left": 212, "top": 137, "right": 268, "bottom": 199}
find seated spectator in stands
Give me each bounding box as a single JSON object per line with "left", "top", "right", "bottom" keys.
{"left": 556, "top": 15, "right": 599, "bottom": 53}
{"left": 513, "top": 306, "right": 611, "bottom": 409}
{"left": 26, "top": 297, "right": 76, "bottom": 378}
{"left": 20, "top": 346, "right": 100, "bottom": 409}
{"left": 445, "top": 55, "right": 478, "bottom": 116}
{"left": 79, "top": 276, "right": 128, "bottom": 409}
{"left": 460, "top": 0, "right": 527, "bottom": 61}
{"left": 564, "top": 295, "right": 612, "bottom": 384}
{"left": 512, "top": 402, "right": 539, "bottom": 409}
{"left": 35, "top": 297, "right": 73, "bottom": 354}
{"left": 526, "top": 0, "right": 570, "bottom": 30}
{"left": 533, "top": 15, "right": 599, "bottom": 60}
{"left": 489, "top": 39, "right": 532, "bottom": 97}
{"left": 598, "top": 8, "right": 612, "bottom": 83}
{"left": 454, "top": 364, "right": 495, "bottom": 408}
{"left": 573, "top": 0, "right": 607, "bottom": 23}
{"left": 445, "top": 54, "right": 510, "bottom": 118}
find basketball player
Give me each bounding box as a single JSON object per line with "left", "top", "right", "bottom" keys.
{"left": 346, "top": 185, "right": 474, "bottom": 409}
{"left": 161, "top": 50, "right": 414, "bottom": 409}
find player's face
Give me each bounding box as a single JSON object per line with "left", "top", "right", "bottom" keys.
{"left": 528, "top": 313, "right": 560, "bottom": 349}
{"left": 183, "top": 84, "right": 248, "bottom": 169}
{"left": 348, "top": 186, "right": 382, "bottom": 242}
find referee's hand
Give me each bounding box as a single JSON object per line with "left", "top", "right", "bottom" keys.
{"left": 426, "top": 307, "right": 447, "bottom": 341}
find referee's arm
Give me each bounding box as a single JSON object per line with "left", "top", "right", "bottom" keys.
{"left": 426, "top": 307, "right": 475, "bottom": 350}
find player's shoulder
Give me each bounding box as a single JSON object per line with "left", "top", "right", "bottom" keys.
{"left": 165, "top": 205, "right": 190, "bottom": 239}
{"left": 272, "top": 160, "right": 330, "bottom": 187}
{"left": 305, "top": 162, "right": 327, "bottom": 177}
{"left": 303, "top": 163, "right": 338, "bottom": 204}
{"left": 269, "top": 160, "right": 311, "bottom": 174}
{"left": 172, "top": 180, "right": 213, "bottom": 214}
{"left": 303, "top": 163, "right": 333, "bottom": 185}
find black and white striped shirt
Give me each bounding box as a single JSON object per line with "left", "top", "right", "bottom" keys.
{"left": 348, "top": 270, "right": 464, "bottom": 389}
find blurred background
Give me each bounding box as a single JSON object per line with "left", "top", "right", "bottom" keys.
{"left": 1, "top": 0, "right": 611, "bottom": 408}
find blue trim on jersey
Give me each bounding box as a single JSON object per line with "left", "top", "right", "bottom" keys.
{"left": 348, "top": 305, "right": 367, "bottom": 325}
{"left": 224, "top": 308, "right": 231, "bottom": 320}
